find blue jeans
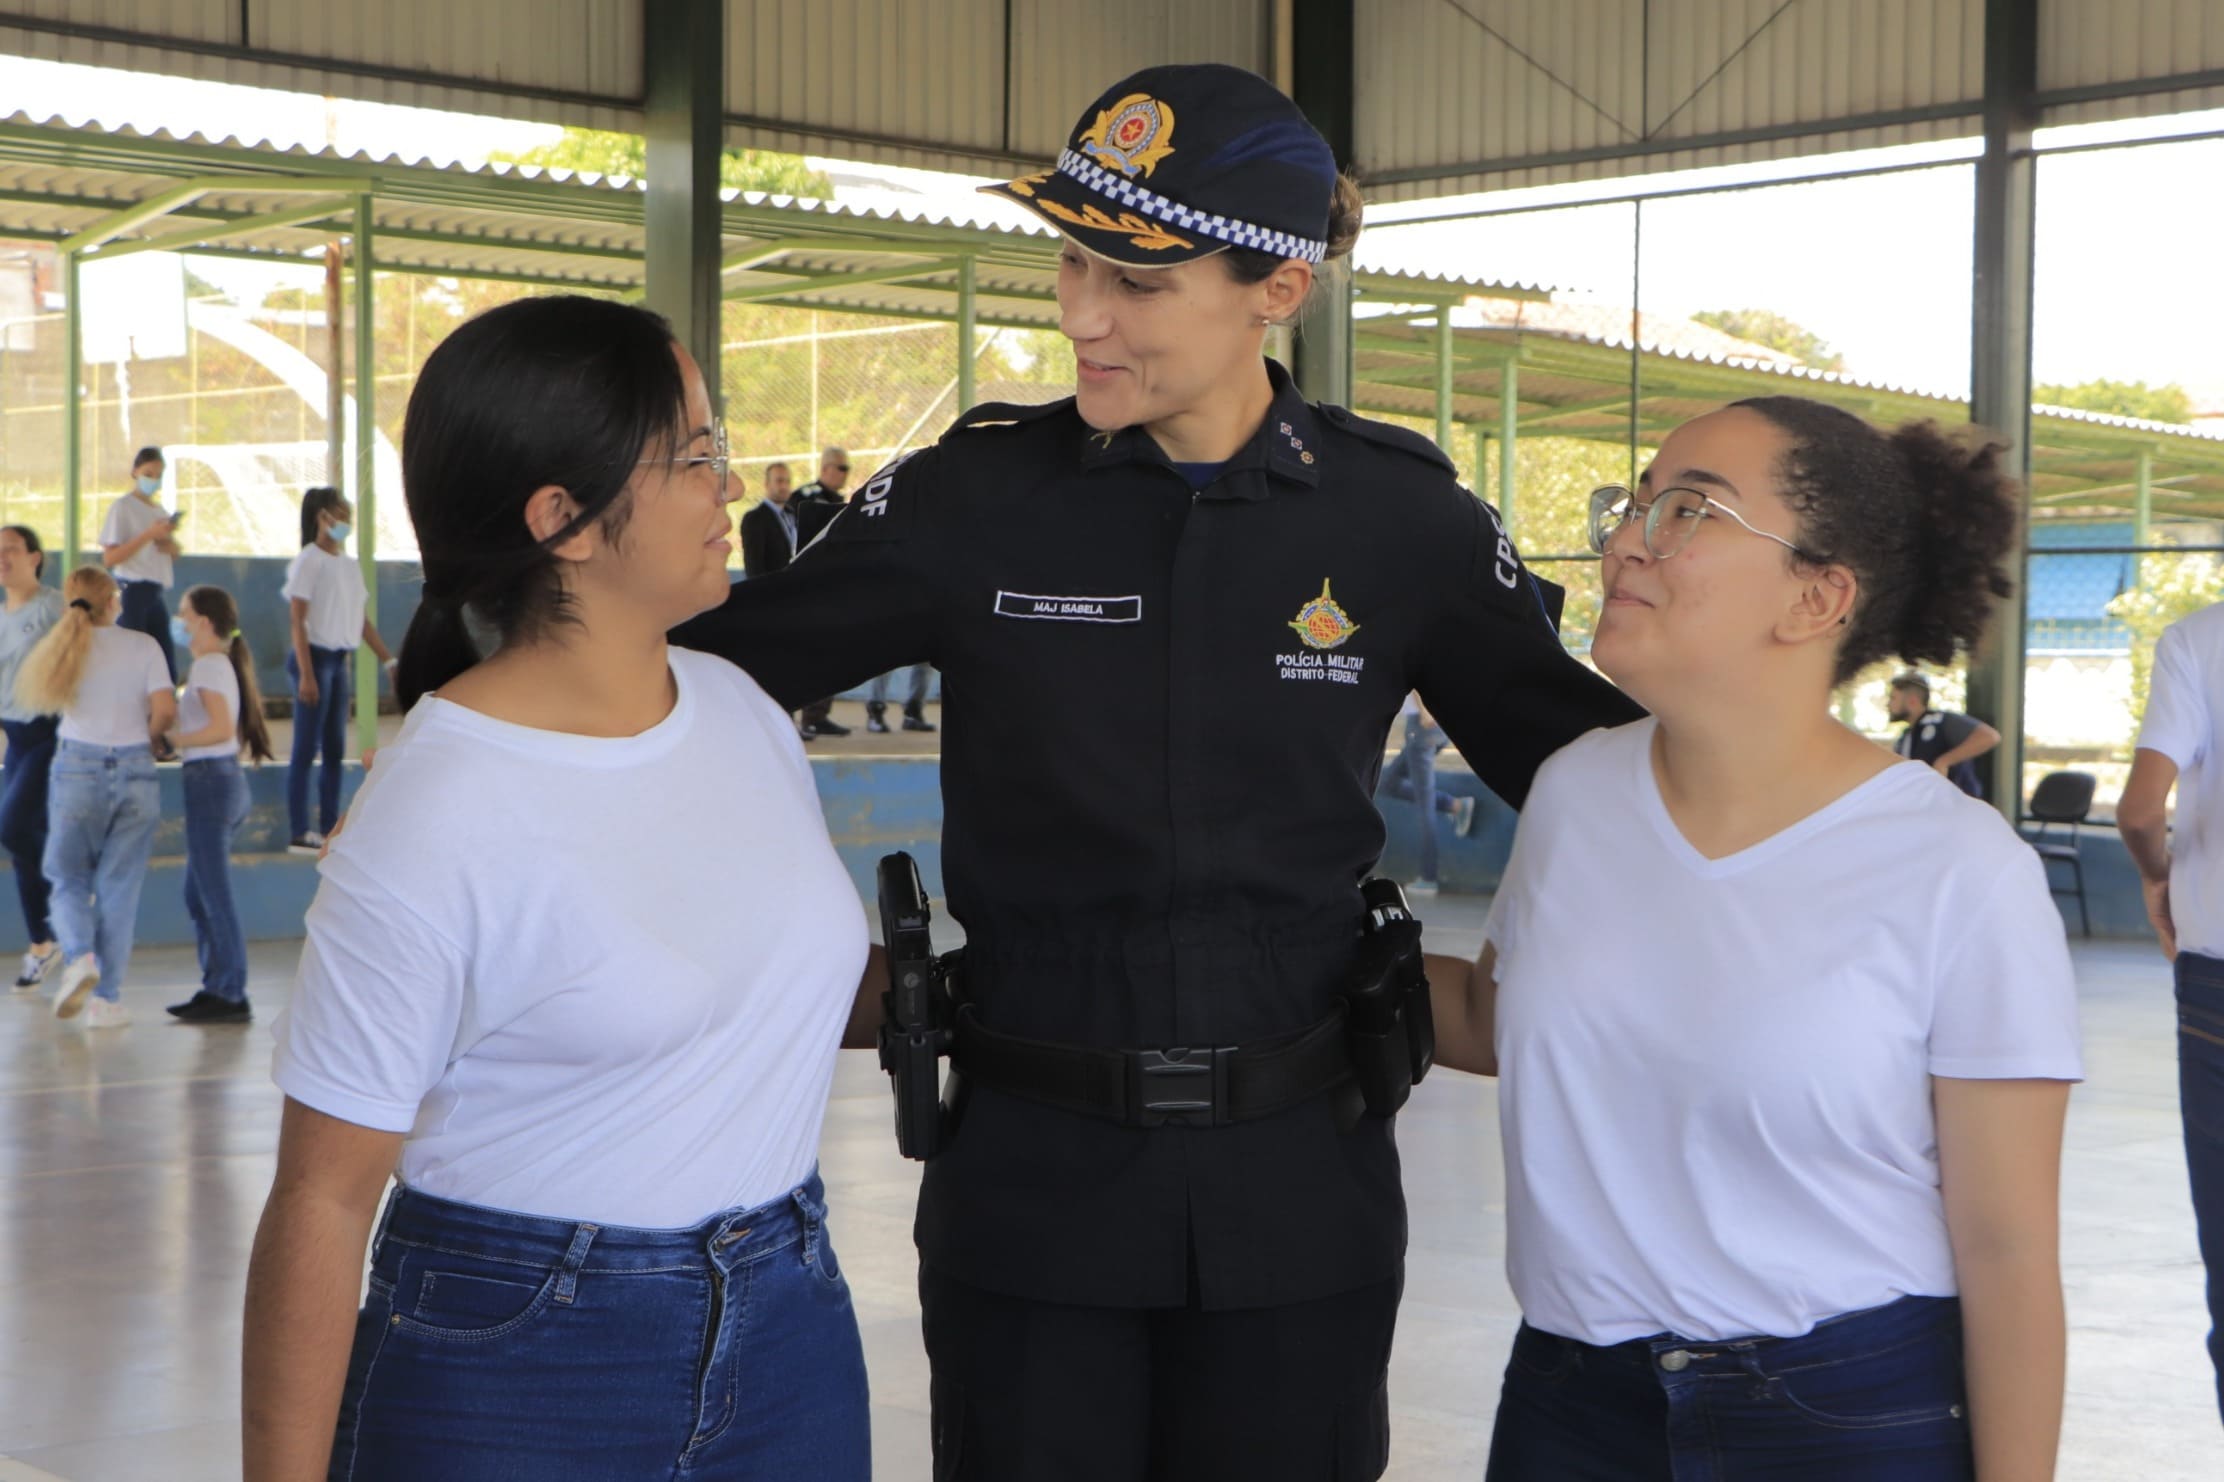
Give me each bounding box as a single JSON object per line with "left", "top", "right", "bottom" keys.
{"left": 0, "top": 716, "right": 58, "bottom": 944}
{"left": 285, "top": 645, "right": 350, "bottom": 838}
{"left": 116, "top": 578, "right": 174, "bottom": 682}
{"left": 1382, "top": 715, "right": 1456, "bottom": 884}
{"left": 868, "top": 663, "right": 932, "bottom": 714}
{"left": 2177, "top": 950, "right": 2224, "bottom": 1421}
{"left": 331, "top": 1170, "right": 870, "bottom": 1481}
{"left": 42, "top": 741, "right": 160, "bottom": 1001}
{"left": 1485, "top": 1296, "right": 1972, "bottom": 1480}
{"left": 182, "top": 756, "right": 251, "bottom": 1001}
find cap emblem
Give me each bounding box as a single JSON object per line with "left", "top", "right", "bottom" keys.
{"left": 1078, "top": 94, "right": 1178, "bottom": 178}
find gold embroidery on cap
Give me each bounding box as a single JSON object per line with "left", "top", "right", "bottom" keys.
{"left": 1077, "top": 94, "right": 1178, "bottom": 179}
{"left": 1036, "top": 198, "right": 1194, "bottom": 252}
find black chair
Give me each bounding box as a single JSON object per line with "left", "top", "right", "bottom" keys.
{"left": 2028, "top": 770, "right": 2097, "bottom": 938}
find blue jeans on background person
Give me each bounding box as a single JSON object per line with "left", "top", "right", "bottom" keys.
{"left": 43, "top": 741, "right": 160, "bottom": 1002}
{"left": 116, "top": 579, "right": 175, "bottom": 682}
{"left": 868, "top": 663, "right": 932, "bottom": 713}
{"left": 1382, "top": 714, "right": 1458, "bottom": 884}
{"left": 286, "top": 645, "right": 351, "bottom": 839}
{"left": 2176, "top": 950, "right": 2224, "bottom": 1422}
{"left": 1484, "top": 1295, "right": 1972, "bottom": 1480}
{"left": 330, "top": 1169, "right": 870, "bottom": 1482}
{"left": 0, "top": 716, "right": 59, "bottom": 945}
{"left": 182, "top": 756, "right": 251, "bottom": 1002}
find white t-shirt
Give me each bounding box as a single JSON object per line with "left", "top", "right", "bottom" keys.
{"left": 281, "top": 545, "right": 368, "bottom": 652}
{"left": 272, "top": 648, "right": 869, "bottom": 1229}
{"left": 1485, "top": 718, "right": 2083, "bottom": 1346}
{"left": 177, "top": 653, "right": 241, "bottom": 761}
{"left": 2138, "top": 603, "right": 2224, "bottom": 958}
{"left": 58, "top": 626, "right": 172, "bottom": 747}
{"left": 99, "top": 493, "right": 173, "bottom": 587}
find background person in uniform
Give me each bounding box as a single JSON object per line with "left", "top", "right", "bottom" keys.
{"left": 161, "top": 584, "right": 273, "bottom": 1025}
{"left": 1888, "top": 671, "right": 2000, "bottom": 799}
{"left": 792, "top": 448, "right": 853, "bottom": 738}
{"left": 676, "top": 64, "right": 1641, "bottom": 1482}
{"left": 243, "top": 297, "right": 875, "bottom": 1482}
{"left": 1433, "top": 401, "right": 2082, "bottom": 1480}
{"left": 99, "top": 444, "right": 181, "bottom": 682}
{"left": 0, "top": 525, "right": 63, "bottom": 992}
{"left": 740, "top": 460, "right": 800, "bottom": 577}
{"left": 1380, "top": 692, "right": 1475, "bottom": 897}
{"left": 16, "top": 564, "right": 175, "bottom": 1030}
{"left": 2118, "top": 597, "right": 2224, "bottom": 1423}
{"left": 282, "top": 487, "right": 396, "bottom": 855}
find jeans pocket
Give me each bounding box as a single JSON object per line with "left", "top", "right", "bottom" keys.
{"left": 1505, "top": 1326, "right": 1580, "bottom": 1384}
{"left": 389, "top": 1251, "right": 564, "bottom": 1344}
{"left": 1764, "top": 1346, "right": 1966, "bottom": 1432}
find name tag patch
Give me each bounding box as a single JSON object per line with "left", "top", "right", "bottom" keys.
{"left": 993, "top": 591, "right": 1143, "bottom": 624}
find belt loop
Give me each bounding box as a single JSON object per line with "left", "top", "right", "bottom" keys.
{"left": 792, "top": 1184, "right": 823, "bottom": 1265}
{"left": 368, "top": 1185, "right": 401, "bottom": 1261}
{"left": 553, "top": 1222, "right": 598, "bottom": 1305}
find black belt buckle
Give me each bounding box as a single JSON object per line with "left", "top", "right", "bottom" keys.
{"left": 1130, "top": 1045, "right": 1235, "bottom": 1127}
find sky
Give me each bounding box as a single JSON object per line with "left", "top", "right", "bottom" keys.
{"left": 4, "top": 54, "right": 2221, "bottom": 412}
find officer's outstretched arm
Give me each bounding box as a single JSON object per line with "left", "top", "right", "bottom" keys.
{"left": 1415, "top": 496, "right": 1643, "bottom": 809}
{"left": 673, "top": 451, "right": 943, "bottom": 711}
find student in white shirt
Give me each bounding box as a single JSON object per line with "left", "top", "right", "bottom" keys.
{"left": 98, "top": 444, "right": 181, "bottom": 683}
{"left": 14, "top": 565, "right": 177, "bottom": 1028}
{"left": 0, "top": 524, "right": 65, "bottom": 991}
{"left": 1431, "top": 398, "right": 2083, "bottom": 1480}
{"left": 2117, "top": 599, "right": 2224, "bottom": 1422}
{"left": 242, "top": 296, "right": 879, "bottom": 1482}
{"left": 160, "top": 584, "right": 274, "bottom": 1025}
{"left": 280, "top": 486, "right": 396, "bottom": 854}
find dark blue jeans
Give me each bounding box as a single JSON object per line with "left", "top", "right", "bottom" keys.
{"left": 2176, "top": 950, "right": 2224, "bottom": 1422}
{"left": 0, "top": 716, "right": 57, "bottom": 944}
{"left": 1382, "top": 715, "right": 1457, "bottom": 883}
{"left": 331, "top": 1170, "right": 870, "bottom": 1481}
{"left": 285, "top": 645, "right": 350, "bottom": 838}
{"left": 182, "top": 756, "right": 251, "bottom": 1001}
{"left": 116, "top": 579, "right": 174, "bottom": 682}
{"left": 1485, "top": 1296, "right": 1972, "bottom": 1480}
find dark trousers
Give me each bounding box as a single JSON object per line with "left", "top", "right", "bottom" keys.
{"left": 116, "top": 579, "right": 174, "bottom": 681}
{"left": 919, "top": 1263, "right": 1400, "bottom": 1482}
{"left": 285, "top": 646, "right": 351, "bottom": 838}
{"left": 801, "top": 696, "right": 835, "bottom": 728}
{"left": 0, "top": 716, "right": 57, "bottom": 943}
{"left": 1484, "top": 1296, "right": 1972, "bottom": 1481}
{"left": 2177, "top": 950, "right": 2224, "bottom": 1422}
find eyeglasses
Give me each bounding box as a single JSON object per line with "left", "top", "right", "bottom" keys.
{"left": 1587, "top": 484, "right": 1826, "bottom": 565}
{"left": 832, "top": 463, "right": 851, "bottom": 473}
{"left": 644, "top": 423, "right": 730, "bottom": 483}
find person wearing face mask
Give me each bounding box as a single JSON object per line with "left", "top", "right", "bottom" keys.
{"left": 0, "top": 525, "right": 64, "bottom": 993}
{"left": 281, "top": 487, "right": 395, "bottom": 855}
{"left": 161, "top": 585, "right": 274, "bottom": 1024}
{"left": 100, "top": 446, "right": 182, "bottom": 683}
{"left": 674, "top": 63, "right": 1641, "bottom": 1481}
{"left": 1431, "top": 401, "right": 2083, "bottom": 1480}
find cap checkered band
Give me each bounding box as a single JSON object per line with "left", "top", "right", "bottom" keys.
{"left": 1055, "top": 150, "right": 1328, "bottom": 264}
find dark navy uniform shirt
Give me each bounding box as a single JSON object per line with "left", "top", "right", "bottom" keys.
{"left": 674, "top": 360, "right": 1642, "bottom": 1309}
{"left": 1895, "top": 709, "right": 1986, "bottom": 799}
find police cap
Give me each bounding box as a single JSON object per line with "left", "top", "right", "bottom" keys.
{"left": 980, "top": 63, "right": 1338, "bottom": 269}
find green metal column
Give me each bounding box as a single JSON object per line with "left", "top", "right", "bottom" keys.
{"left": 1472, "top": 421, "right": 1490, "bottom": 507}
{"left": 644, "top": 0, "right": 726, "bottom": 411}
{"left": 1498, "top": 358, "right": 1518, "bottom": 522}
{"left": 61, "top": 250, "right": 82, "bottom": 575}
{"left": 352, "top": 197, "right": 379, "bottom": 756}
{"left": 2133, "top": 446, "right": 2153, "bottom": 550}
{"left": 1434, "top": 310, "right": 1454, "bottom": 456}
{"left": 956, "top": 256, "right": 977, "bottom": 415}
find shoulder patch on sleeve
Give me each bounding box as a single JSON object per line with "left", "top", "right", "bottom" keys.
{"left": 941, "top": 398, "right": 1075, "bottom": 440}
{"left": 1317, "top": 403, "right": 1457, "bottom": 476}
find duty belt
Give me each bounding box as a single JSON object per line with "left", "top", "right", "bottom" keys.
{"left": 950, "top": 1004, "right": 1353, "bottom": 1129}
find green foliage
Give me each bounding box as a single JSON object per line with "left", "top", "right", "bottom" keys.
{"left": 1690, "top": 308, "right": 1845, "bottom": 372}
{"left": 490, "top": 129, "right": 831, "bottom": 197}
{"left": 2032, "top": 378, "right": 2193, "bottom": 424}
{"left": 2107, "top": 551, "right": 2224, "bottom": 741}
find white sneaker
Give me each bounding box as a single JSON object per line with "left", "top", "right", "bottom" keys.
{"left": 286, "top": 832, "right": 326, "bottom": 858}
{"left": 81, "top": 997, "right": 132, "bottom": 1029}
{"left": 1405, "top": 879, "right": 1441, "bottom": 898}
{"left": 12, "top": 944, "right": 58, "bottom": 991}
{"left": 50, "top": 953, "right": 99, "bottom": 1020}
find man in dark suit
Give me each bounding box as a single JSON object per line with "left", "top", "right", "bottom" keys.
{"left": 791, "top": 447, "right": 853, "bottom": 737}
{"left": 739, "top": 461, "right": 799, "bottom": 578}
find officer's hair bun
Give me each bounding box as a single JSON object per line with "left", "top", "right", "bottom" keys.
{"left": 1323, "top": 173, "right": 1364, "bottom": 262}
{"left": 1729, "top": 396, "right": 2018, "bottom": 686}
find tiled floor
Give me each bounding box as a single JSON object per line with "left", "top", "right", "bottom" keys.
{"left": 0, "top": 904, "right": 2217, "bottom": 1479}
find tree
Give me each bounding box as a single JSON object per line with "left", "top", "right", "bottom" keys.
{"left": 2032, "top": 377, "right": 2193, "bottom": 424}
{"left": 1690, "top": 308, "right": 1845, "bottom": 373}
{"left": 2108, "top": 551, "right": 2224, "bottom": 747}
{"left": 490, "top": 128, "right": 831, "bottom": 197}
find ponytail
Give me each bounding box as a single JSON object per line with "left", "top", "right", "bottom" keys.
{"left": 182, "top": 585, "right": 273, "bottom": 763}
{"left": 16, "top": 567, "right": 116, "bottom": 715}
{"left": 395, "top": 591, "right": 479, "bottom": 712}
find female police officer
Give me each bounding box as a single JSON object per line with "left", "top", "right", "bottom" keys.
{"left": 676, "top": 63, "right": 1640, "bottom": 1482}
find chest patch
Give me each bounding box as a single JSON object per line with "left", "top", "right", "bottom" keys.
{"left": 993, "top": 591, "right": 1143, "bottom": 624}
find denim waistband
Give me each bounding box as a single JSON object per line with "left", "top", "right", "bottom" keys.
{"left": 56, "top": 739, "right": 152, "bottom": 761}
{"left": 182, "top": 755, "right": 240, "bottom": 770}
{"left": 1542, "top": 1294, "right": 1961, "bottom": 1377}
{"left": 373, "top": 1170, "right": 831, "bottom": 1278}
